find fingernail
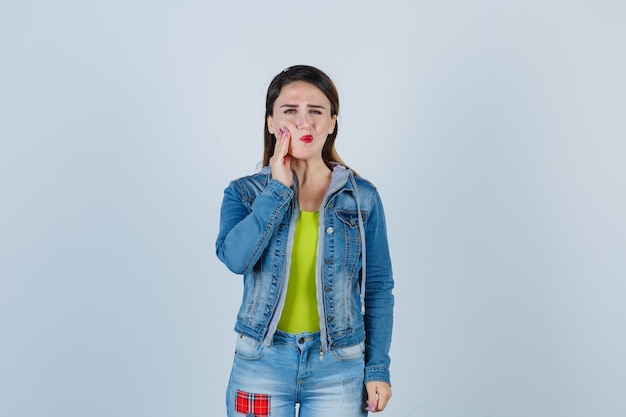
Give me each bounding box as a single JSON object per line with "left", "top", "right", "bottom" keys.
{"left": 369, "top": 403, "right": 376, "bottom": 411}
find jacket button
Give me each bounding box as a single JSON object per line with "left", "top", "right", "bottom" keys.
{"left": 326, "top": 227, "right": 334, "bottom": 234}
{"left": 324, "top": 258, "right": 333, "bottom": 265}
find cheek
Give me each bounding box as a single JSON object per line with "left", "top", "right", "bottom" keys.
{"left": 272, "top": 115, "right": 296, "bottom": 130}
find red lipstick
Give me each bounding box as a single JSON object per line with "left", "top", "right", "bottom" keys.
{"left": 300, "top": 135, "right": 313, "bottom": 143}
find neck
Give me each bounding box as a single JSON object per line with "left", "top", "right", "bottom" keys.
{"left": 291, "top": 158, "right": 331, "bottom": 186}
{"left": 292, "top": 157, "right": 332, "bottom": 212}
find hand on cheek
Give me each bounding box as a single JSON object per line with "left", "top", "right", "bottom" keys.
{"left": 269, "top": 127, "right": 293, "bottom": 187}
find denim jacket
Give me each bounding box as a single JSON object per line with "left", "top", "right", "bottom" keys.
{"left": 216, "top": 164, "right": 394, "bottom": 384}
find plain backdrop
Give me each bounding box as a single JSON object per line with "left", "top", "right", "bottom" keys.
{"left": 1, "top": 1, "right": 625, "bottom": 416}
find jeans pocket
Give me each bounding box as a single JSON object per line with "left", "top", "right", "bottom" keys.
{"left": 331, "top": 341, "right": 365, "bottom": 361}
{"left": 235, "top": 334, "right": 266, "bottom": 361}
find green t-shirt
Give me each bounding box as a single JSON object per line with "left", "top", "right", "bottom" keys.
{"left": 277, "top": 211, "right": 320, "bottom": 333}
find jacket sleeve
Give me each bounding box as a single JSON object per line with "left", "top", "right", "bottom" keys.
{"left": 363, "top": 189, "right": 395, "bottom": 385}
{"left": 216, "top": 178, "right": 293, "bottom": 274}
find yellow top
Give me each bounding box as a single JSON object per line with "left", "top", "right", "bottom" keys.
{"left": 277, "top": 211, "right": 320, "bottom": 333}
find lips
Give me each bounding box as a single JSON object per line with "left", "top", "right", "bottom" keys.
{"left": 300, "top": 134, "right": 313, "bottom": 143}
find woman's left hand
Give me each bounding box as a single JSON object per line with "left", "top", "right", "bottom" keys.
{"left": 365, "top": 380, "right": 392, "bottom": 412}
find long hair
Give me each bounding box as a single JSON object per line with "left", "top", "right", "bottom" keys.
{"left": 262, "top": 65, "right": 353, "bottom": 172}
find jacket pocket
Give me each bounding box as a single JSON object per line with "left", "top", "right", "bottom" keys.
{"left": 335, "top": 209, "right": 367, "bottom": 229}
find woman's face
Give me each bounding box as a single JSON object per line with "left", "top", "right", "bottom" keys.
{"left": 267, "top": 81, "right": 337, "bottom": 162}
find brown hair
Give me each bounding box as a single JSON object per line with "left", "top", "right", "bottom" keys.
{"left": 262, "top": 65, "right": 352, "bottom": 171}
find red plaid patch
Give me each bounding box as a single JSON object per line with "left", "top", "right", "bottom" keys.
{"left": 235, "top": 389, "right": 271, "bottom": 416}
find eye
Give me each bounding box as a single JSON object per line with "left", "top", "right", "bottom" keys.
{"left": 284, "top": 109, "right": 296, "bottom": 114}
{"left": 310, "top": 109, "right": 322, "bottom": 115}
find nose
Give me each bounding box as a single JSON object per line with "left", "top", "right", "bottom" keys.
{"left": 296, "top": 114, "right": 311, "bottom": 129}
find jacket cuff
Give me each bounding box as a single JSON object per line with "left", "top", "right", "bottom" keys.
{"left": 364, "top": 365, "right": 391, "bottom": 386}
{"left": 265, "top": 178, "right": 293, "bottom": 202}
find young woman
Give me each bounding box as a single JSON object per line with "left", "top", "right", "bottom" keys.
{"left": 216, "top": 65, "right": 394, "bottom": 417}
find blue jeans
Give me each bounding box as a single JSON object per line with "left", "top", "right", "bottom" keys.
{"left": 226, "top": 331, "right": 367, "bottom": 417}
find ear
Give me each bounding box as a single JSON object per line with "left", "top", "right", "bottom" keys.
{"left": 267, "top": 115, "right": 275, "bottom": 134}
{"left": 329, "top": 115, "right": 337, "bottom": 134}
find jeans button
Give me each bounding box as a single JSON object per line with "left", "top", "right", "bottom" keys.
{"left": 298, "top": 337, "right": 304, "bottom": 344}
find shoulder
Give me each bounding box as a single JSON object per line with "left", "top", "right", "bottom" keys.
{"left": 330, "top": 163, "right": 377, "bottom": 194}
{"left": 352, "top": 175, "right": 377, "bottom": 194}
{"left": 227, "top": 167, "right": 272, "bottom": 194}
{"left": 348, "top": 173, "right": 379, "bottom": 203}
{"left": 347, "top": 174, "right": 388, "bottom": 216}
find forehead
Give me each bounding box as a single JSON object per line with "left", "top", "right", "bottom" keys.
{"left": 276, "top": 81, "right": 330, "bottom": 105}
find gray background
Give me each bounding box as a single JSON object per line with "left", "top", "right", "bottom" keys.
{"left": 1, "top": 1, "right": 625, "bottom": 416}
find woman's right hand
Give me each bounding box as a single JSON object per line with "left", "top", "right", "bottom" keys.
{"left": 269, "top": 127, "right": 293, "bottom": 187}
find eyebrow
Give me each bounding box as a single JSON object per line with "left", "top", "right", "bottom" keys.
{"left": 280, "top": 104, "right": 327, "bottom": 109}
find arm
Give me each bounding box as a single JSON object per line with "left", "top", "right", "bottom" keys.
{"left": 363, "top": 190, "right": 394, "bottom": 412}
{"left": 215, "top": 178, "right": 293, "bottom": 274}
{"left": 216, "top": 128, "right": 295, "bottom": 274}
{"left": 363, "top": 190, "right": 395, "bottom": 385}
